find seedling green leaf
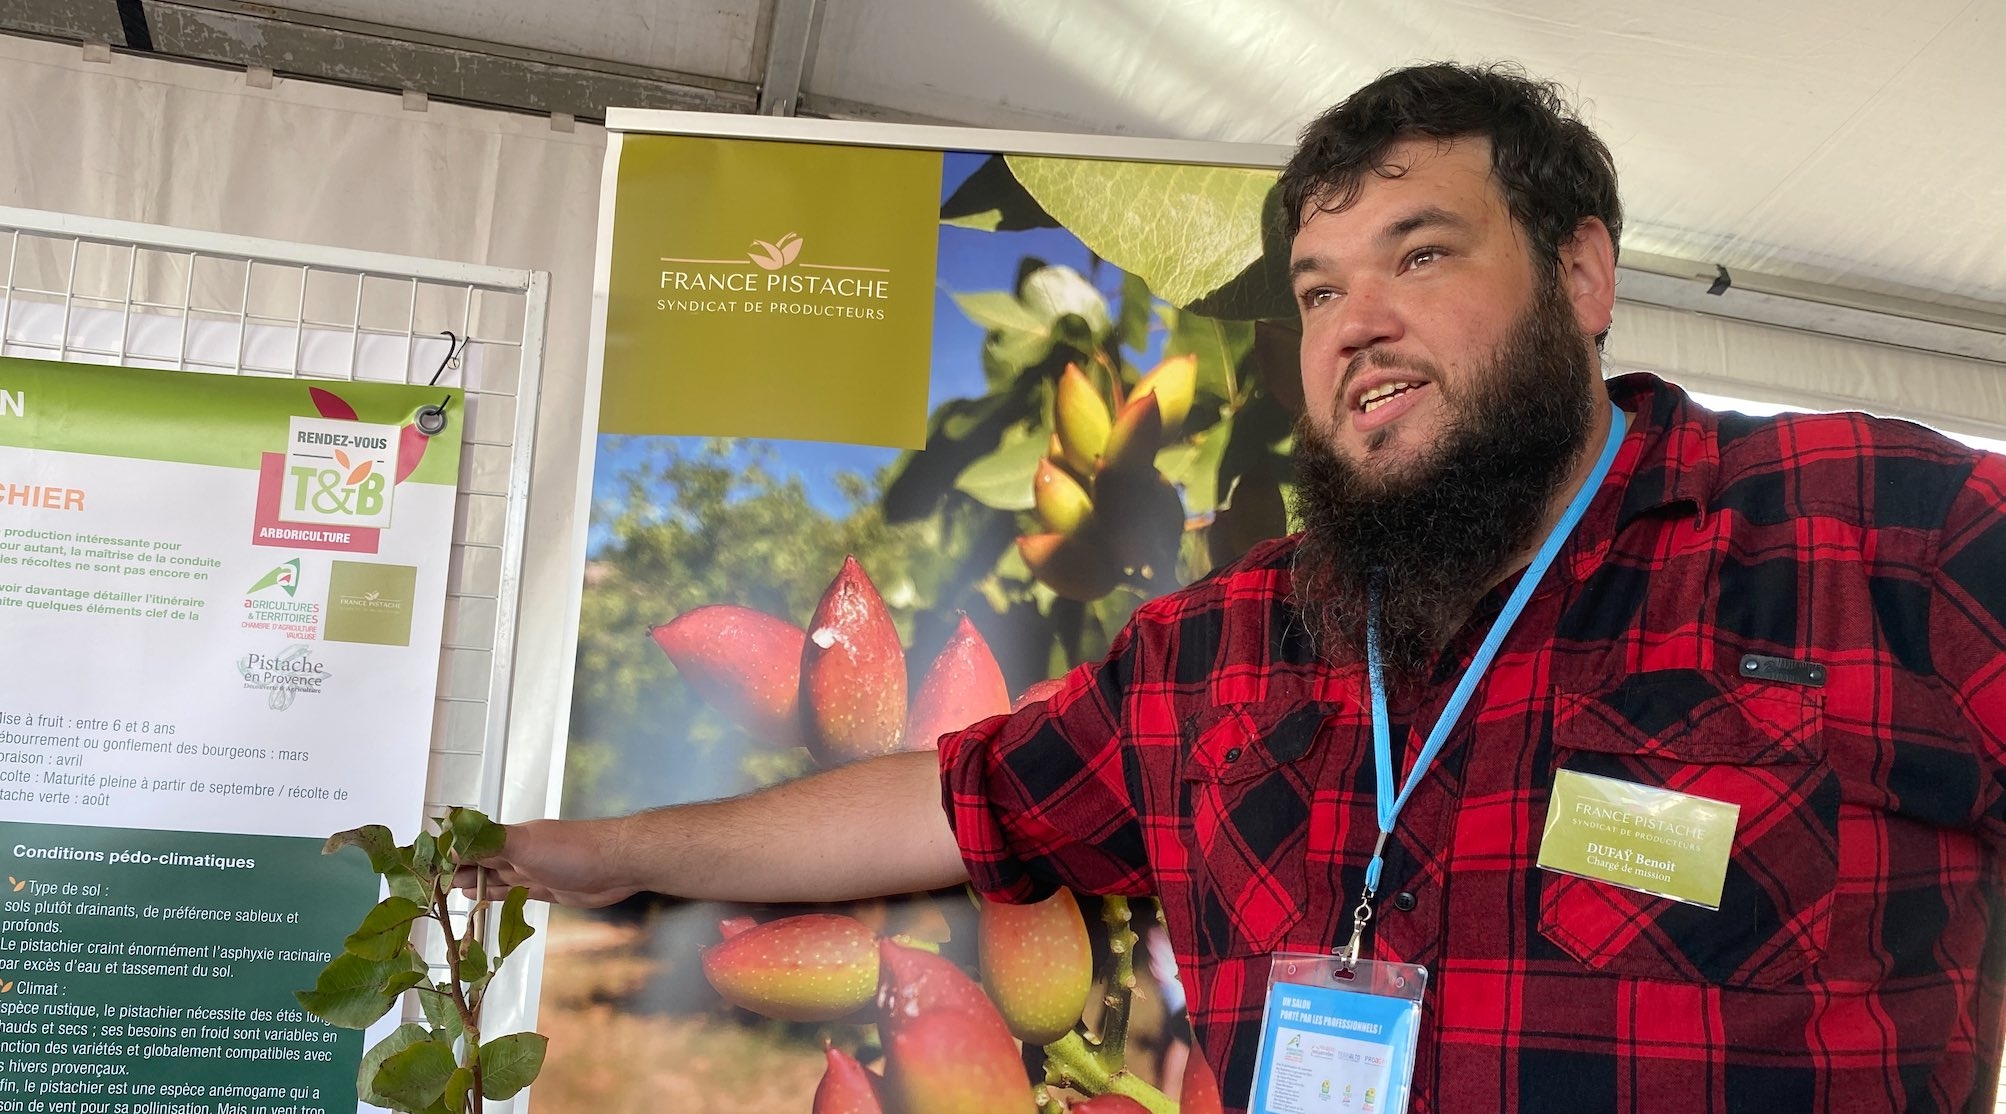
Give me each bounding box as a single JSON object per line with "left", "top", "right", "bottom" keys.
{"left": 478, "top": 1032, "right": 549, "bottom": 1100}
{"left": 497, "top": 888, "right": 533, "bottom": 960}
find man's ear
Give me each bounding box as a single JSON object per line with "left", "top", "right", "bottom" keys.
{"left": 1559, "top": 217, "right": 1616, "bottom": 341}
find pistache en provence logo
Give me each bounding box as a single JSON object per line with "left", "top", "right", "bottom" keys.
{"left": 656, "top": 231, "right": 893, "bottom": 322}
{"left": 236, "top": 645, "right": 329, "bottom": 711}
{"left": 280, "top": 416, "right": 399, "bottom": 530}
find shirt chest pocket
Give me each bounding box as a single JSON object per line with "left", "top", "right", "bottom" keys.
{"left": 1539, "top": 670, "right": 1837, "bottom": 987}
{"left": 1177, "top": 702, "right": 1349, "bottom": 958}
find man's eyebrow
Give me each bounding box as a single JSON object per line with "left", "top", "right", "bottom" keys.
{"left": 1382, "top": 205, "right": 1468, "bottom": 243}
{"left": 1289, "top": 206, "right": 1472, "bottom": 281}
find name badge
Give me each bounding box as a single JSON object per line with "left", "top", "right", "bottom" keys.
{"left": 1537, "top": 769, "right": 1740, "bottom": 909}
{"left": 1251, "top": 954, "right": 1426, "bottom": 1114}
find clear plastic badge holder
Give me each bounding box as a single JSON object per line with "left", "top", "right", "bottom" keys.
{"left": 1248, "top": 953, "right": 1426, "bottom": 1114}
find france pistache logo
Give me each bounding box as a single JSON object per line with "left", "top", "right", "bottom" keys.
{"left": 747, "top": 232, "right": 804, "bottom": 271}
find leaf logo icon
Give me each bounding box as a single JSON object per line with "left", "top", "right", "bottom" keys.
{"left": 308, "top": 386, "right": 359, "bottom": 421}
{"left": 346, "top": 460, "right": 374, "bottom": 486}
{"left": 333, "top": 448, "right": 352, "bottom": 470}
{"left": 748, "top": 232, "right": 803, "bottom": 271}
{"left": 248, "top": 558, "right": 302, "bottom": 597}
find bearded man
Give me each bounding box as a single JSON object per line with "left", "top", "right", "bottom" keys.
{"left": 471, "top": 63, "right": 2006, "bottom": 1113}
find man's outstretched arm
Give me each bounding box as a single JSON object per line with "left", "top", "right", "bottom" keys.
{"left": 460, "top": 750, "right": 967, "bottom": 907}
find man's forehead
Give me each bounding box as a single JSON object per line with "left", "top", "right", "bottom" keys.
{"left": 1289, "top": 136, "right": 1503, "bottom": 259}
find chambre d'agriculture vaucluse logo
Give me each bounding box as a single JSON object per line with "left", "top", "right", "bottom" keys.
{"left": 242, "top": 557, "right": 320, "bottom": 640}
{"left": 247, "top": 558, "right": 300, "bottom": 597}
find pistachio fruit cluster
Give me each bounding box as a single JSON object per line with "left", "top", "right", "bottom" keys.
{"left": 1019, "top": 357, "right": 1197, "bottom": 601}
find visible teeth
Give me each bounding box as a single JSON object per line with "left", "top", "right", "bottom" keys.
{"left": 1359, "top": 382, "right": 1421, "bottom": 412}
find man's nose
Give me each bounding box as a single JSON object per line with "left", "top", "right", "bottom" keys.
{"left": 1332, "top": 282, "right": 1403, "bottom": 364}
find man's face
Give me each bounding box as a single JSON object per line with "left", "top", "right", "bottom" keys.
{"left": 1283, "top": 135, "right": 1607, "bottom": 679}
{"left": 1290, "top": 136, "right": 1561, "bottom": 485}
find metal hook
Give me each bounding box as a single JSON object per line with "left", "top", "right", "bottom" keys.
{"left": 429, "top": 330, "right": 468, "bottom": 387}
{"left": 414, "top": 398, "right": 450, "bottom": 436}
{"left": 415, "top": 331, "right": 465, "bottom": 436}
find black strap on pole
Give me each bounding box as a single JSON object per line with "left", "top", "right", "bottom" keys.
{"left": 116, "top": 0, "right": 154, "bottom": 51}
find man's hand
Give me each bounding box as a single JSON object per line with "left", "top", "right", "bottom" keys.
{"left": 458, "top": 750, "right": 969, "bottom": 907}
{"left": 455, "top": 818, "right": 638, "bottom": 908}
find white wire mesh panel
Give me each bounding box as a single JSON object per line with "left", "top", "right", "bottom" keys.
{"left": 0, "top": 206, "right": 548, "bottom": 991}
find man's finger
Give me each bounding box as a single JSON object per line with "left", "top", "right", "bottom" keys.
{"left": 452, "top": 864, "right": 524, "bottom": 900}
{"left": 450, "top": 863, "right": 494, "bottom": 889}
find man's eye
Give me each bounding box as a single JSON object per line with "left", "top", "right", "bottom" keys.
{"left": 1405, "top": 248, "right": 1443, "bottom": 270}
{"left": 1299, "top": 288, "right": 1339, "bottom": 309}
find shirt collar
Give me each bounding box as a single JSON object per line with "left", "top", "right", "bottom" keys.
{"left": 1603, "top": 372, "right": 1719, "bottom": 530}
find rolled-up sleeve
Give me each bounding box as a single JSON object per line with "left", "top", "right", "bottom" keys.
{"left": 938, "top": 622, "right": 1153, "bottom": 904}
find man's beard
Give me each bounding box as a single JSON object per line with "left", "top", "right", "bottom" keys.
{"left": 1289, "top": 273, "right": 1597, "bottom": 686}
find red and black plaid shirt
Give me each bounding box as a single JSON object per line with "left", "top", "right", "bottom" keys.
{"left": 941, "top": 373, "right": 2006, "bottom": 1113}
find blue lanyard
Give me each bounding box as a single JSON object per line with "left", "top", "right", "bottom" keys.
{"left": 1340, "top": 400, "right": 1627, "bottom": 964}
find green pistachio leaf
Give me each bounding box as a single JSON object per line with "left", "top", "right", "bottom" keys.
{"left": 497, "top": 887, "right": 534, "bottom": 960}
{"left": 1117, "top": 271, "right": 1154, "bottom": 354}
{"left": 952, "top": 425, "right": 1048, "bottom": 512}
{"left": 323, "top": 825, "right": 406, "bottom": 874}
{"left": 454, "top": 937, "right": 489, "bottom": 986}
{"left": 1007, "top": 155, "right": 1292, "bottom": 317}
{"left": 952, "top": 291, "right": 1047, "bottom": 335}
{"left": 419, "top": 980, "right": 465, "bottom": 1046}
{"left": 477, "top": 1032, "right": 550, "bottom": 1100}
{"left": 442, "top": 1066, "right": 475, "bottom": 1114}
{"left": 1165, "top": 312, "right": 1254, "bottom": 407}
{"left": 446, "top": 808, "right": 506, "bottom": 864}
{"left": 343, "top": 896, "right": 427, "bottom": 962}
{"left": 411, "top": 832, "right": 440, "bottom": 877}
{"left": 1158, "top": 419, "right": 1234, "bottom": 514}
{"left": 296, "top": 952, "right": 409, "bottom": 1029}
{"left": 370, "top": 1034, "right": 457, "bottom": 1110}
{"left": 357, "top": 1024, "right": 434, "bottom": 1109}
{"left": 940, "top": 154, "right": 1060, "bottom": 231}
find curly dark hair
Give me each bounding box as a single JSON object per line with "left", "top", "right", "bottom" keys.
{"left": 1280, "top": 62, "right": 1622, "bottom": 269}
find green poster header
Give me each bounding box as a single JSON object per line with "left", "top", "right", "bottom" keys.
{"left": 599, "top": 134, "right": 941, "bottom": 448}
{"left": 0, "top": 356, "right": 463, "bottom": 487}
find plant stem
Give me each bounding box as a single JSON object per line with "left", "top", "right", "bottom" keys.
{"left": 1041, "top": 1032, "right": 1175, "bottom": 1114}
{"left": 430, "top": 863, "right": 483, "bottom": 1110}
{"left": 1095, "top": 895, "right": 1137, "bottom": 1072}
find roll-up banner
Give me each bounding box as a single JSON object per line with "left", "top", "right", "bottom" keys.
{"left": 559, "top": 116, "right": 1294, "bottom": 1110}
{"left": 0, "top": 359, "right": 462, "bottom": 1110}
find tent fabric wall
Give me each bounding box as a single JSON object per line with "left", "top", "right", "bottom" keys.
{"left": 0, "top": 31, "right": 1998, "bottom": 836}
{"left": 1609, "top": 300, "right": 2006, "bottom": 443}
{"left": 0, "top": 32, "right": 606, "bottom": 830}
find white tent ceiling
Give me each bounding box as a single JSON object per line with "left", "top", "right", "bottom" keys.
{"left": 231, "top": 0, "right": 2006, "bottom": 318}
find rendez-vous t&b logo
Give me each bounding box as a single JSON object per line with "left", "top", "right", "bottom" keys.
{"left": 279, "top": 416, "right": 399, "bottom": 529}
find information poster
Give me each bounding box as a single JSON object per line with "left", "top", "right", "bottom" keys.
{"left": 0, "top": 359, "right": 462, "bottom": 1113}
{"left": 556, "top": 125, "right": 1296, "bottom": 1111}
